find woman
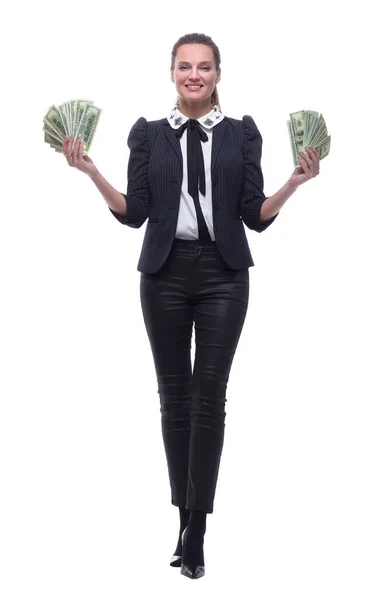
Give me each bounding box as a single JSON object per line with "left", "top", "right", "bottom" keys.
{"left": 62, "top": 32, "right": 320, "bottom": 580}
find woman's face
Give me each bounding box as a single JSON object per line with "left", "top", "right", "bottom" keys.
{"left": 171, "top": 44, "right": 221, "bottom": 105}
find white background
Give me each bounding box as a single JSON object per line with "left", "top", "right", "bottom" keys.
{"left": 1, "top": 0, "right": 389, "bottom": 598}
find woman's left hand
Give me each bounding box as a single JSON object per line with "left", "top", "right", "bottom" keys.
{"left": 289, "top": 147, "right": 320, "bottom": 188}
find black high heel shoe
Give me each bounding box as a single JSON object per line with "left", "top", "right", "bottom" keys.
{"left": 170, "top": 506, "right": 191, "bottom": 567}
{"left": 169, "top": 553, "right": 182, "bottom": 567}
{"left": 180, "top": 526, "right": 205, "bottom": 579}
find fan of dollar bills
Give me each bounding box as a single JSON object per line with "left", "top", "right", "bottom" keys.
{"left": 43, "top": 99, "right": 101, "bottom": 154}
{"left": 288, "top": 110, "right": 331, "bottom": 168}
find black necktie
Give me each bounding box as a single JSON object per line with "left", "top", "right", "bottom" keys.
{"left": 174, "top": 119, "right": 211, "bottom": 240}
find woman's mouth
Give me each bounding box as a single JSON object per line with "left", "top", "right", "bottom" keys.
{"left": 185, "top": 85, "right": 203, "bottom": 91}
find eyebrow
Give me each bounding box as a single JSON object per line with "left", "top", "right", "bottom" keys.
{"left": 178, "top": 61, "right": 212, "bottom": 65}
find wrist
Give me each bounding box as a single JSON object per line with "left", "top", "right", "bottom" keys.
{"left": 89, "top": 169, "right": 100, "bottom": 182}
{"left": 286, "top": 178, "right": 300, "bottom": 193}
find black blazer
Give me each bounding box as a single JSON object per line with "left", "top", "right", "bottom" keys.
{"left": 109, "top": 114, "right": 279, "bottom": 274}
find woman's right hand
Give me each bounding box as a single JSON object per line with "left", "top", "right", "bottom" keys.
{"left": 63, "top": 135, "right": 99, "bottom": 178}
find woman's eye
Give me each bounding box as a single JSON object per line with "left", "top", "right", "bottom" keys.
{"left": 179, "top": 66, "right": 210, "bottom": 70}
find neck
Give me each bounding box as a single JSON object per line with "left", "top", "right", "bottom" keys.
{"left": 178, "top": 99, "right": 213, "bottom": 120}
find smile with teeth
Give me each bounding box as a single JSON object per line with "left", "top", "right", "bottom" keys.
{"left": 186, "top": 85, "right": 203, "bottom": 90}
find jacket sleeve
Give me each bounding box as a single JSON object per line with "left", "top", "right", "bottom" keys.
{"left": 109, "top": 116, "right": 150, "bottom": 228}
{"left": 241, "top": 115, "right": 279, "bottom": 232}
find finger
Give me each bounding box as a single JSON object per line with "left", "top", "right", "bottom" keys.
{"left": 64, "top": 136, "right": 73, "bottom": 158}
{"left": 71, "top": 134, "right": 77, "bottom": 154}
{"left": 70, "top": 136, "right": 78, "bottom": 165}
{"left": 303, "top": 148, "right": 314, "bottom": 164}
{"left": 71, "top": 135, "right": 79, "bottom": 162}
{"left": 303, "top": 149, "right": 317, "bottom": 175}
{"left": 307, "top": 146, "right": 320, "bottom": 163}
{"left": 307, "top": 147, "right": 320, "bottom": 174}
{"left": 66, "top": 135, "right": 73, "bottom": 158}
{"left": 67, "top": 135, "right": 75, "bottom": 163}
{"left": 297, "top": 157, "right": 308, "bottom": 174}
{"left": 77, "top": 137, "right": 83, "bottom": 160}
{"left": 298, "top": 152, "right": 309, "bottom": 172}
{"left": 305, "top": 149, "right": 319, "bottom": 177}
{"left": 69, "top": 134, "right": 76, "bottom": 156}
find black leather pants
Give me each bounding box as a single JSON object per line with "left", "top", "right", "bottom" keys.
{"left": 140, "top": 238, "right": 249, "bottom": 513}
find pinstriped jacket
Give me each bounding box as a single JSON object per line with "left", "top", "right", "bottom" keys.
{"left": 109, "top": 114, "right": 279, "bottom": 274}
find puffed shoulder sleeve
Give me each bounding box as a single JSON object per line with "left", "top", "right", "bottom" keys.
{"left": 241, "top": 115, "right": 279, "bottom": 232}
{"left": 109, "top": 116, "right": 150, "bottom": 228}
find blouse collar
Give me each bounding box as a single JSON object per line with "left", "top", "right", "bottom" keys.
{"left": 167, "top": 103, "right": 225, "bottom": 130}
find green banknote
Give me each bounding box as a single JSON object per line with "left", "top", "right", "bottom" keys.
{"left": 43, "top": 99, "right": 101, "bottom": 154}
{"left": 287, "top": 109, "right": 331, "bottom": 167}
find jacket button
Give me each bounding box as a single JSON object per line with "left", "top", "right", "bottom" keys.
{"left": 212, "top": 177, "right": 217, "bottom": 185}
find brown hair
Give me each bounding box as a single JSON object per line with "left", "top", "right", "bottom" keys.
{"left": 170, "top": 33, "right": 221, "bottom": 111}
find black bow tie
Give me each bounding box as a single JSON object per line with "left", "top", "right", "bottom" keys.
{"left": 174, "top": 119, "right": 209, "bottom": 198}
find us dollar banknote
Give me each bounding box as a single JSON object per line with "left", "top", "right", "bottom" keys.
{"left": 43, "top": 99, "right": 101, "bottom": 155}
{"left": 288, "top": 110, "right": 331, "bottom": 167}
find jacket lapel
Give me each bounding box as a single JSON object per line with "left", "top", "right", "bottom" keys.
{"left": 163, "top": 119, "right": 182, "bottom": 164}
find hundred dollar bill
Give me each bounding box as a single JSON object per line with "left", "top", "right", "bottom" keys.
{"left": 310, "top": 116, "right": 328, "bottom": 148}
{"left": 43, "top": 98, "right": 101, "bottom": 156}
{"left": 287, "top": 109, "right": 330, "bottom": 167}
{"left": 70, "top": 101, "right": 93, "bottom": 144}
{"left": 43, "top": 105, "right": 67, "bottom": 139}
{"left": 73, "top": 103, "right": 101, "bottom": 154}
{"left": 316, "top": 135, "right": 331, "bottom": 160}
{"left": 305, "top": 110, "right": 319, "bottom": 146}
{"left": 287, "top": 120, "right": 300, "bottom": 168}
{"left": 43, "top": 119, "right": 62, "bottom": 139}
{"left": 65, "top": 102, "right": 72, "bottom": 136}
{"left": 289, "top": 110, "right": 307, "bottom": 157}
{"left": 44, "top": 129, "right": 63, "bottom": 147}
{"left": 68, "top": 99, "right": 94, "bottom": 138}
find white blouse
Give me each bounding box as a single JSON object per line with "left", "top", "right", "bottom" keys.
{"left": 166, "top": 103, "right": 225, "bottom": 241}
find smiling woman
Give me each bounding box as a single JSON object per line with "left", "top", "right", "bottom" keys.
{"left": 86, "top": 31, "right": 321, "bottom": 582}
{"left": 170, "top": 36, "right": 221, "bottom": 118}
